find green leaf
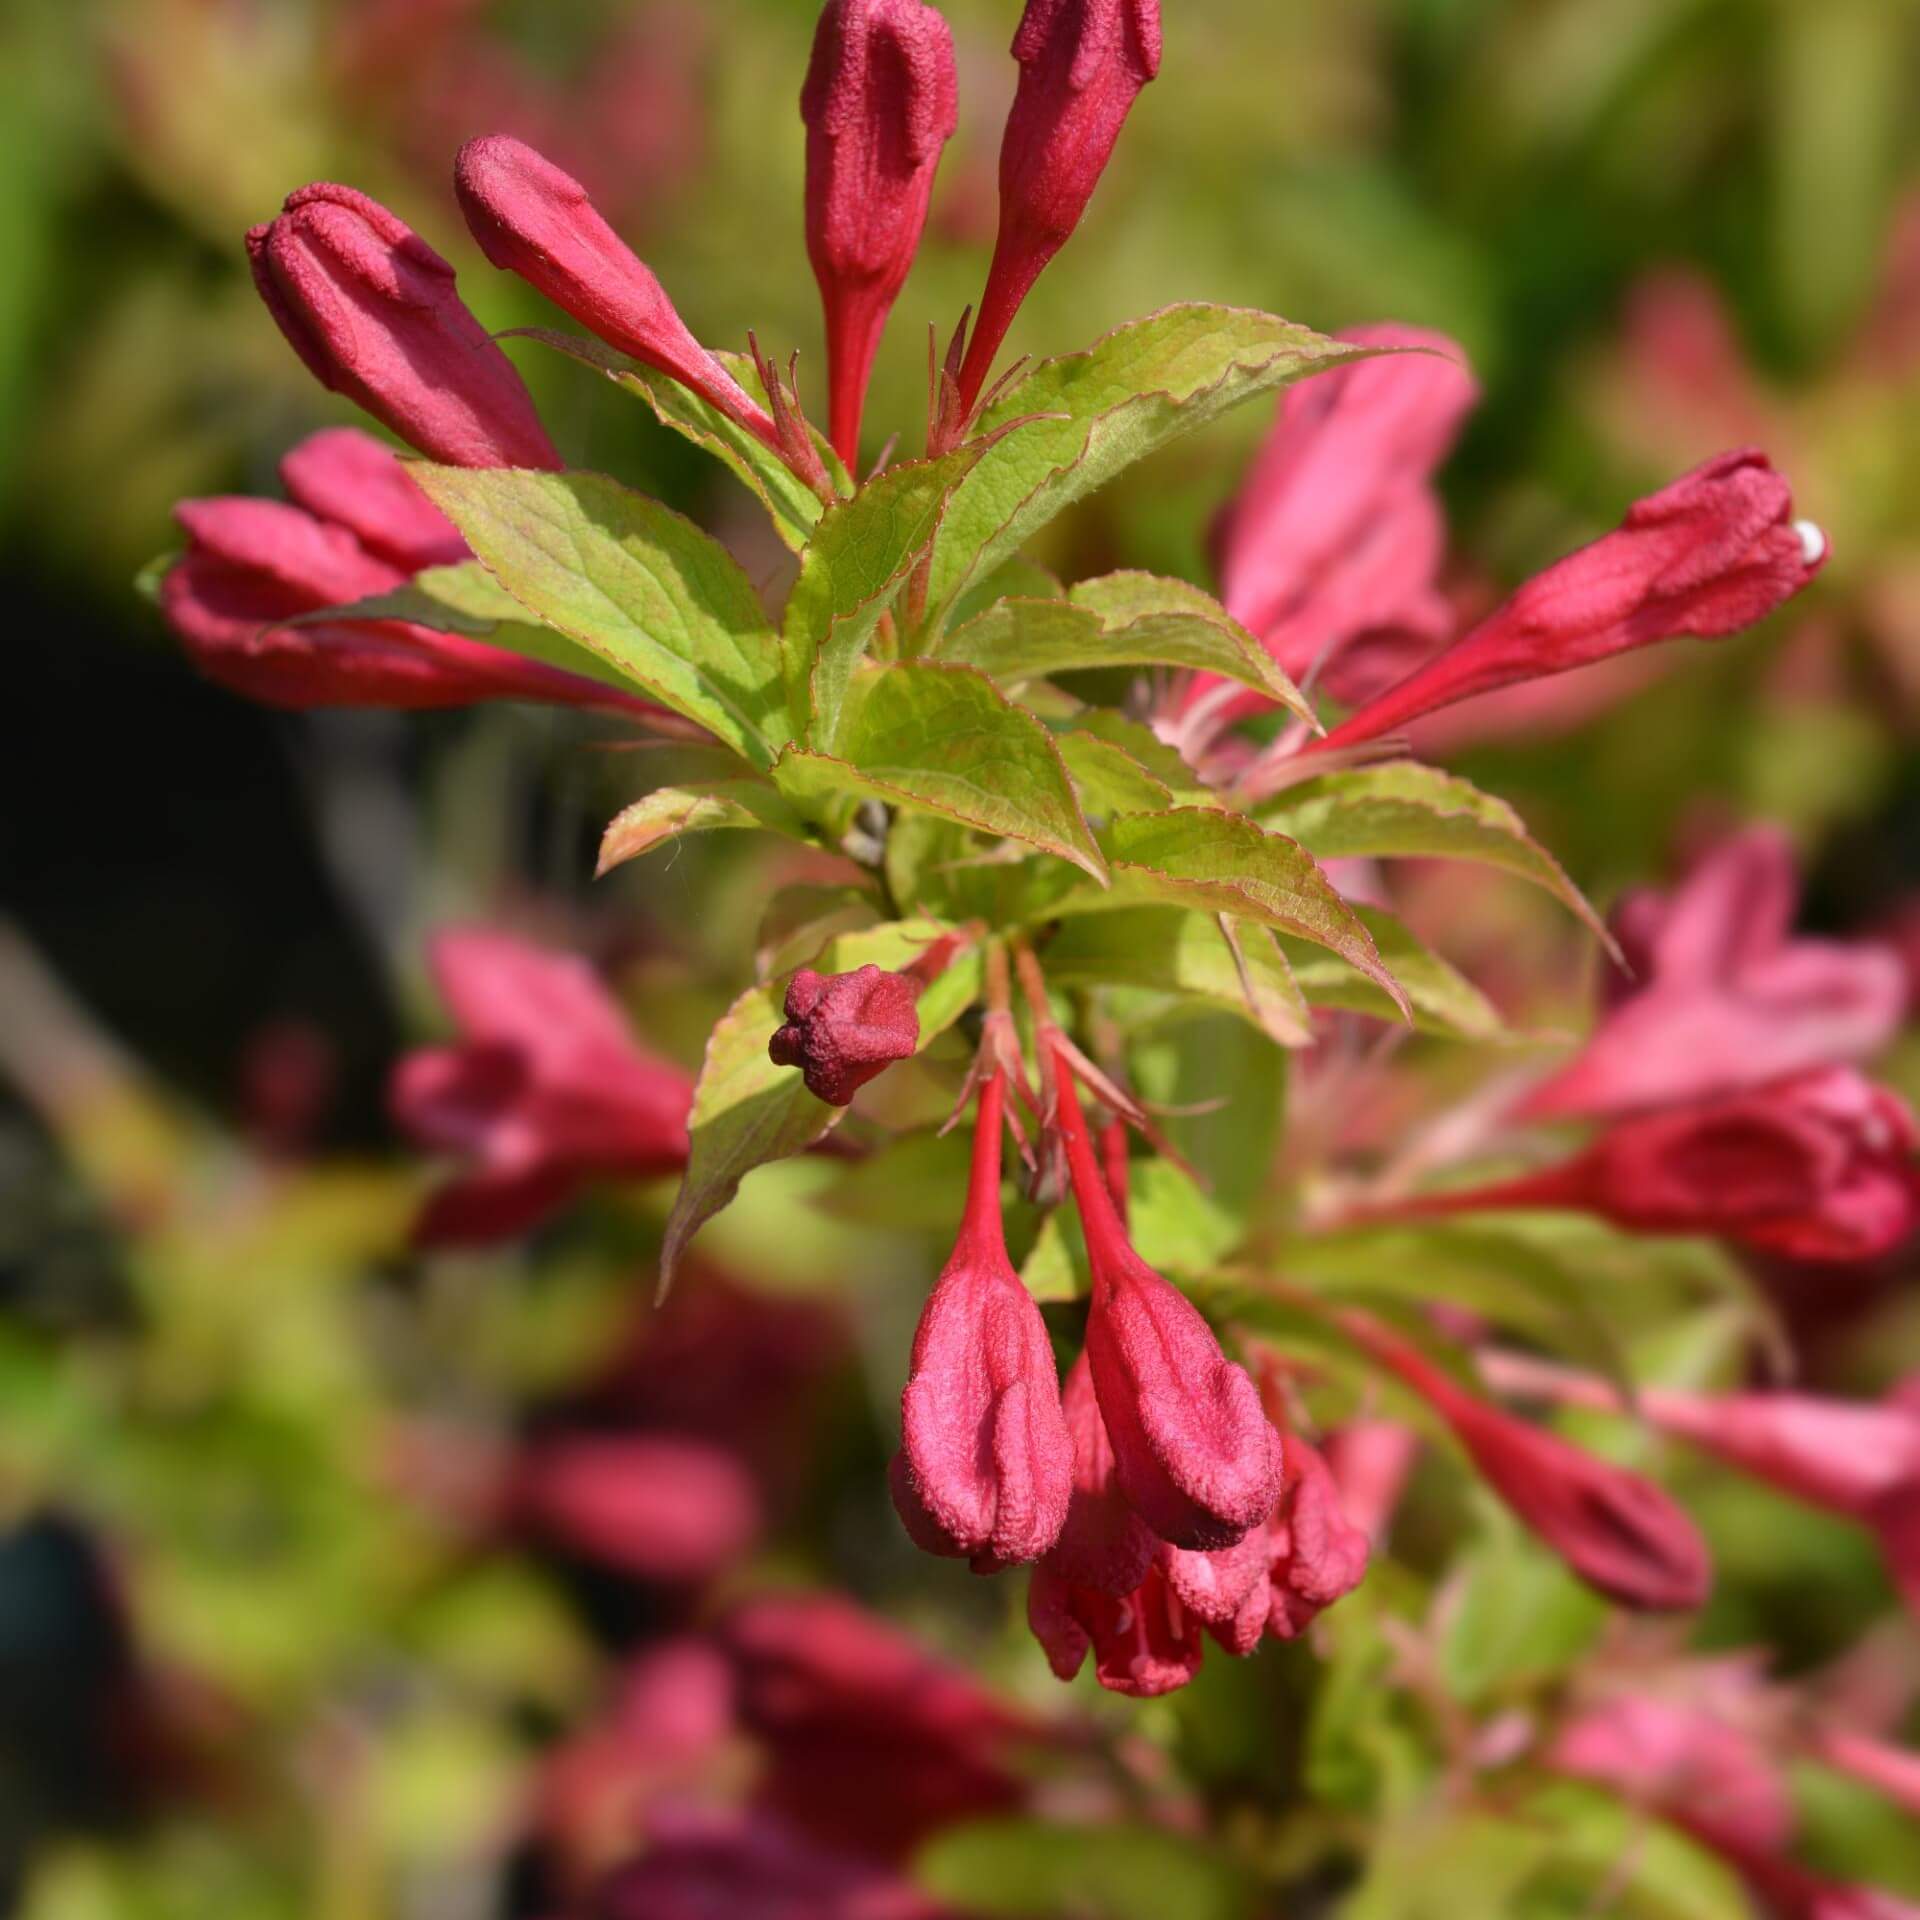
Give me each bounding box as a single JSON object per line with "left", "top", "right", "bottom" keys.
{"left": 932, "top": 576, "right": 1312, "bottom": 717}
{"left": 596, "top": 779, "right": 809, "bottom": 875}
{"left": 309, "top": 559, "right": 647, "bottom": 700}
{"left": 916, "top": 1820, "right": 1260, "bottom": 1920}
{"left": 1042, "top": 908, "right": 1311, "bottom": 1045}
{"left": 1091, "top": 809, "right": 1407, "bottom": 1014}
{"left": 1279, "top": 905, "right": 1505, "bottom": 1040}
{"left": 513, "top": 328, "right": 837, "bottom": 552}
{"left": 1055, "top": 730, "right": 1175, "bottom": 816}
{"left": 1064, "top": 711, "right": 1212, "bottom": 801}
{"left": 921, "top": 306, "right": 1373, "bottom": 628}
{"left": 660, "top": 922, "right": 979, "bottom": 1290}
{"left": 772, "top": 662, "right": 1106, "bottom": 882}
{"left": 1257, "top": 761, "right": 1609, "bottom": 945}
{"left": 410, "top": 466, "right": 786, "bottom": 765}
{"left": 949, "top": 555, "right": 1065, "bottom": 628}
{"left": 788, "top": 438, "right": 1018, "bottom": 747}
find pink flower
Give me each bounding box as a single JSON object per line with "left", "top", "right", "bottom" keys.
{"left": 390, "top": 929, "right": 692, "bottom": 1246}
{"left": 277, "top": 425, "right": 469, "bottom": 572}
{"left": 957, "top": 0, "right": 1162, "bottom": 410}
{"left": 1314, "top": 450, "right": 1827, "bottom": 753}
{"left": 1349, "top": 1314, "right": 1710, "bottom": 1611}
{"left": 719, "top": 1592, "right": 1038, "bottom": 1861}
{"left": 1026, "top": 1550, "right": 1206, "bottom": 1699}
{"left": 801, "top": 0, "right": 959, "bottom": 463}
{"left": 1042, "top": 1349, "right": 1159, "bottom": 1598}
{"left": 769, "top": 964, "right": 924, "bottom": 1106}
{"left": 248, "top": 183, "right": 562, "bottom": 469}
{"left": 1322, "top": 1418, "right": 1419, "bottom": 1546}
{"left": 1814, "top": 1729, "right": 1920, "bottom": 1821}
{"left": 161, "top": 478, "right": 640, "bottom": 715}
{"left": 1178, "top": 325, "right": 1478, "bottom": 743}
{"left": 454, "top": 135, "right": 778, "bottom": 447}
{"left": 514, "top": 1434, "right": 761, "bottom": 1583}
{"left": 1408, "top": 1068, "right": 1920, "bottom": 1264}
{"left": 1529, "top": 827, "right": 1906, "bottom": 1120}
{"left": 891, "top": 1071, "right": 1072, "bottom": 1571}
{"left": 1262, "top": 1431, "right": 1370, "bottom": 1641}
{"left": 1053, "top": 1048, "right": 1282, "bottom": 1550}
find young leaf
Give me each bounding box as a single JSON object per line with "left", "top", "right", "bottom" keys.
{"left": 597, "top": 780, "right": 809, "bottom": 875}
{"left": 772, "top": 662, "right": 1106, "bottom": 882}
{"left": 1055, "top": 731, "right": 1175, "bottom": 816}
{"left": 513, "top": 328, "right": 837, "bottom": 552}
{"left": 1096, "top": 809, "right": 1407, "bottom": 1014}
{"left": 788, "top": 437, "right": 1020, "bottom": 747}
{"left": 931, "top": 585, "right": 1312, "bottom": 716}
{"left": 1042, "top": 907, "right": 1311, "bottom": 1046}
{"left": 410, "top": 467, "right": 787, "bottom": 764}
{"left": 921, "top": 306, "right": 1374, "bottom": 628}
{"left": 949, "top": 555, "right": 1066, "bottom": 629}
{"left": 1066, "top": 712, "right": 1213, "bottom": 802}
{"left": 1278, "top": 904, "right": 1506, "bottom": 1040}
{"left": 1257, "top": 762, "right": 1610, "bottom": 945}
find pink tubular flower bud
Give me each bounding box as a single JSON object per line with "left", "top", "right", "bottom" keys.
{"left": 769, "top": 964, "right": 922, "bottom": 1105}
{"left": 162, "top": 493, "right": 643, "bottom": 715}
{"left": 802, "top": 0, "right": 959, "bottom": 464}
{"left": 454, "top": 135, "right": 779, "bottom": 448}
{"left": 1263, "top": 1431, "right": 1370, "bottom": 1641}
{"left": 514, "top": 1433, "right": 762, "bottom": 1583}
{"left": 957, "top": 0, "right": 1162, "bottom": 411}
{"left": 1053, "top": 1051, "right": 1282, "bottom": 1551}
{"left": 277, "top": 426, "right": 469, "bottom": 573}
{"left": 1401, "top": 1069, "right": 1920, "bottom": 1265}
{"left": 891, "top": 1071, "right": 1073, "bottom": 1571}
{"left": 247, "top": 183, "right": 563, "bottom": 470}
{"left": 1313, "top": 450, "right": 1827, "bottom": 754}
{"left": 1349, "top": 1314, "right": 1709, "bottom": 1611}
{"left": 1026, "top": 1551, "right": 1206, "bottom": 1699}
{"left": 390, "top": 929, "right": 693, "bottom": 1246}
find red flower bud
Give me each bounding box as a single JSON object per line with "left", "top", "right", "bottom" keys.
{"left": 391, "top": 929, "right": 692, "bottom": 1246}
{"left": 1814, "top": 1729, "right": 1920, "bottom": 1821}
{"left": 801, "top": 0, "right": 959, "bottom": 464}
{"left": 1315, "top": 450, "right": 1827, "bottom": 753}
{"left": 162, "top": 490, "right": 639, "bottom": 714}
{"left": 1026, "top": 1552, "right": 1205, "bottom": 1699}
{"left": 514, "top": 1433, "right": 761, "bottom": 1582}
{"left": 277, "top": 426, "right": 468, "bottom": 573}
{"left": 248, "top": 183, "right": 562, "bottom": 470}
{"left": 958, "top": 0, "right": 1162, "bottom": 410}
{"left": 1528, "top": 828, "right": 1906, "bottom": 1121}
{"left": 1351, "top": 1315, "right": 1710, "bottom": 1611}
{"left": 1053, "top": 1050, "right": 1282, "bottom": 1550}
{"left": 1044, "top": 1350, "right": 1158, "bottom": 1597}
{"left": 891, "top": 1072, "right": 1073, "bottom": 1571}
{"left": 1159, "top": 1521, "right": 1272, "bottom": 1657}
{"left": 768, "top": 964, "right": 922, "bottom": 1105}
{"left": 1263, "top": 1432, "right": 1370, "bottom": 1641}
{"left": 454, "top": 135, "right": 778, "bottom": 448}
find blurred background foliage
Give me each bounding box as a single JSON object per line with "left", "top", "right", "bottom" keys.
{"left": 5, "top": 1, "right": 1920, "bottom": 1916}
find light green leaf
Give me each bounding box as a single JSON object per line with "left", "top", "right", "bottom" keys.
{"left": 932, "top": 577, "right": 1311, "bottom": 717}
{"left": 1280, "top": 905, "right": 1505, "bottom": 1040}
{"left": 773, "top": 662, "right": 1106, "bottom": 882}
{"left": 1055, "top": 730, "right": 1175, "bottom": 816}
{"left": 1258, "top": 761, "right": 1609, "bottom": 944}
{"left": 513, "top": 328, "right": 838, "bottom": 552}
{"left": 949, "top": 555, "right": 1065, "bottom": 628}
{"left": 596, "top": 780, "right": 809, "bottom": 876}
{"left": 1093, "top": 809, "right": 1407, "bottom": 1014}
{"left": 789, "top": 438, "right": 1018, "bottom": 747}
{"left": 921, "top": 306, "right": 1373, "bottom": 627}
{"left": 1065, "top": 711, "right": 1213, "bottom": 801}
{"left": 1042, "top": 907, "right": 1311, "bottom": 1046}
{"left": 410, "top": 466, "right": 786, "bottom": 764}
{"left": 916, "top": 1819, "right": 1260, "bottom": 1920}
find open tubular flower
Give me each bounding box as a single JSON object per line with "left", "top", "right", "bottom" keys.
{"left": 1052, "top": 1048, "right": 1282, "bottom": 1551}
{"left": 390, "top": 929, "right": 693, "bottom": 1246}
{"left": 454, "top": 135, "right": 781, "bottom": 451}
{"left": 248, "top": 183, "right": 563, "bottom": 470}
{"left": 1312, "top": 450, "right": 1827, "bottom": 754}
{"left": 1347, "top": 1312, "right": 1710, "bottom": 1611}
{"left": 891, "top": 1069, "right": 1073, "bottom": 1571}
{"left": 957, "top": 0, "right": 1163, "bottom": 412}
{"left": 802, "top": 0, "right": 959, "bottom": 464}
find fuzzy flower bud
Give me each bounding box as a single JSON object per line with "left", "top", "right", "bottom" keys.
{"left": 1316, "top": 450, "right": 1827, "bottom": 753}
{"left": 891, "top": 1071, "right": 1073, "bottom": 1571}
{"left": 802, "top": 0, "right": 959, "bottom": 463}
{"left": 454, "top": 135, "right": 778, "bottom": 447}
{"left": 769, "top": 964, "right": 923, "bottom": 1105}
{"left": 248, "top": 183, "right": 563, "bottom": 470}
{"left": 958, "top": 0, "right": 1162, "bottom": 409}
{"left": 277, "top": 426, "right": 469, "bottom": 573}
{"left": 1053, "top": 1049, "right": 1282, "bottom": 1550}
{"left": 1263, "top": 1431, "right": 1371, "bottom": 1641}
{"left": 1026, "top": 1549, "right": 1206, "bottom": 1699}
